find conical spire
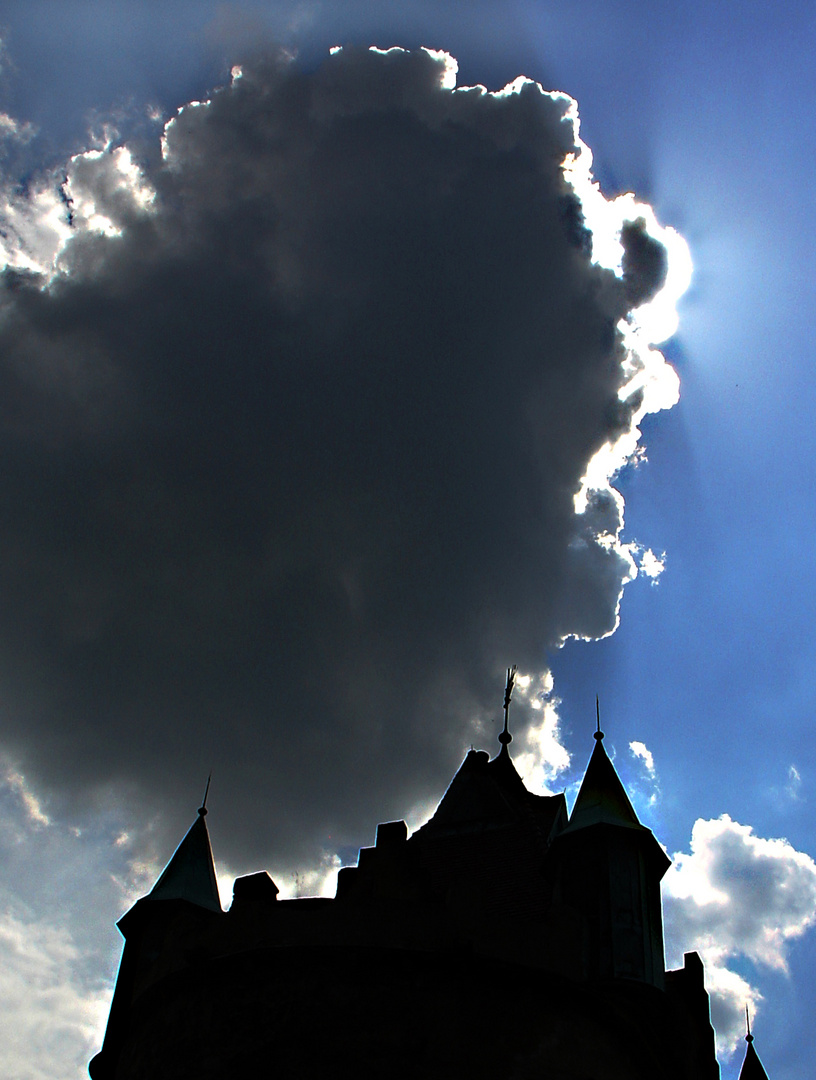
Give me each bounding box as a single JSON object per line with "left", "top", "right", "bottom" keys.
{"left": 739, "top": 1009, "right": 770, "bottom": 1080}
{"left": 566, "top": 713, "right": 640, "bottom": 832}
{"left": 149, "top": 780, "right": 221, "bottom": 913}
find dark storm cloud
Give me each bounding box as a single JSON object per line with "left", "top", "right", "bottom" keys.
{"left": 0, "top": 46, "right": 669, "bottom": 869}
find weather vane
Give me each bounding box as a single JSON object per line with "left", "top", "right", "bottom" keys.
{"left": 499, "top": 665, "right": 517, "bottom": 747}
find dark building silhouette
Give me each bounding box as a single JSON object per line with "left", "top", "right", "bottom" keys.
{"left": 90, "top": 712, "right": 739, "bottom": 1079}
{"left": 738, "top": 1012, "right": 770, "bottom": 1080}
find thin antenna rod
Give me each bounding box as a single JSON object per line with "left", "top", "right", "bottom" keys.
{"left": 499, "top": 666, "right": 517, "bottom": 748}
{"left": 745, "top": 1004, "right": 753, "bottom": 1043}
{"left": 199, "top": 772, "right": 212, "bottom": 817}
{"left": 594, "top": 695, "right": 604, "bottom": 741}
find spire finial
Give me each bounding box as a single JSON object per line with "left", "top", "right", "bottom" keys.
{"left": 498, "top": 665, "right": 517, "bottom": 747}
{"left": 199, "top": 772, "right": 212, "bottom": 817}
{"left": 594, "top": 694, "right": 604, "bottom": 741}
{"left": 745, "top": 1004, "right": 753, "bottom": 1044}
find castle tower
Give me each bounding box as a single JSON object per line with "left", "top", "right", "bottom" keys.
{"left": 89, "top": 792, "right": 221, "bottom": 1080}
{"left": 540, "top": 715, "right": 671, "bottom": 987}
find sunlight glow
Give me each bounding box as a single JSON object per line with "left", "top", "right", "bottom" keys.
{"left": 0, "top": 139, "right": 158, "bottom": 279}
{"left": 563, "top": 109, "right": 691, "bottom": 539}
{"left": 161, "top": 100, "right": 206, "bottom": 163}
{"left": 61, "top": 145, "right": 155, "bottom": 240}
{"left": 491, "top": 75, "right": 537, "bottom": 99}
{"left": 421, "top": 48, "right": 458, "bottom": 89}
{"left": 274, "top": 852, "right": 342, "bottom": 899}
{"left": 0, "top": 183, "right": 71, "bottom": 274}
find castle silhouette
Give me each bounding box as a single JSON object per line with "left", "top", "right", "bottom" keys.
{"left": 89, "top": 686, "right": 769, "bottom": 1079}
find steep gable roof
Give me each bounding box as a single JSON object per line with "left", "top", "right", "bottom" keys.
{"left": 413, "top": 745, "right": 564, "bottom": 839}
{"left": 407, "top": 745, "right": 568, "bottom": 920}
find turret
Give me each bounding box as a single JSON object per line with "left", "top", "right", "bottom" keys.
{"left": 89, "top": 785, "right": 222, "bottom": 1079}
{"left": 541, "top": 705, "right": 670, "bottom": 987}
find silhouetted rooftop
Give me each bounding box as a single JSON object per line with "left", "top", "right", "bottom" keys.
{"left": 148, "top": 808, "right": 221, "bottom": 913}
{"left": 566, "top": 731, "right": 643, "bottom": 832}
{"left": 408, "top": 746, "right": 567, "bottom": 920}
{"left": 739, "top": 1030, "right": 770, "bottom": 1079}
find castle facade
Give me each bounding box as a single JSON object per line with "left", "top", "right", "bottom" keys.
{"left": 90, "top": 710, "right": 768, "bottom": 1078}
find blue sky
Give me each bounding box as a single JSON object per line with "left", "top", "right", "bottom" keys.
{"left": 0, "top": 3, "right": 814, "bottom": 1078}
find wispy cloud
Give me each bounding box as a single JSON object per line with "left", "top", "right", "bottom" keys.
{"left": 786, "top": 765, "right": 802, "bottom": 802}
{"left": 629, "top": 739, "right": 655, "bottom": 776}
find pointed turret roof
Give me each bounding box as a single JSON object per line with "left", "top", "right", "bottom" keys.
{"left": 148, "top": 799, "right": 221, "bottom": 913}
{"left": 739, "top": 1015, "right": 770, "bottom": 1080}
{"left": 561, "top": 725, "right": 671, "bottom": 877}
{"left": 567, "top": 730, "right": 641, "bottom": 831}
{"left": 739, "top": 1039, "right": 770, "bottom": 1080}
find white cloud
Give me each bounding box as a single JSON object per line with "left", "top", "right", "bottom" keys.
{"left": 636, "top": 547, "right": 666, "bottom": 582}
{"left": 275, "top": 851, "right": 342, "bottom": 899}
{"left": 629, "top": 739, "right": 655, "bottom": 775}
{"left": 0, "top": 903, "right": 109, "bottom": 1080}
{"left": 701, "top": 961, "right": 762, "bottom": 1056}
{"left": 664, "top": 815, "right": 816, "bottom": 1057}
{"left": 0, "top": 181, "right": 72, "bottom": 274}
{"left": 0, "top": 758, "right": 179, "bottom": 1078}
{"left": 511, "top": 670, "right": 571, "bottom": 793}
{"left": 61, "top": 145, "right": 156, "bottom": 241}
{"left": 622, "top": 738, "right": 660, "bottom": 814}
{"left": 567, "top": 135, "right": 688, "bottom": 535}
{"left": 0, "top": 140, "right": 155, "bottom": 278}
{"left": 786, "top": 765, "right": 802, "bottom": 801}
